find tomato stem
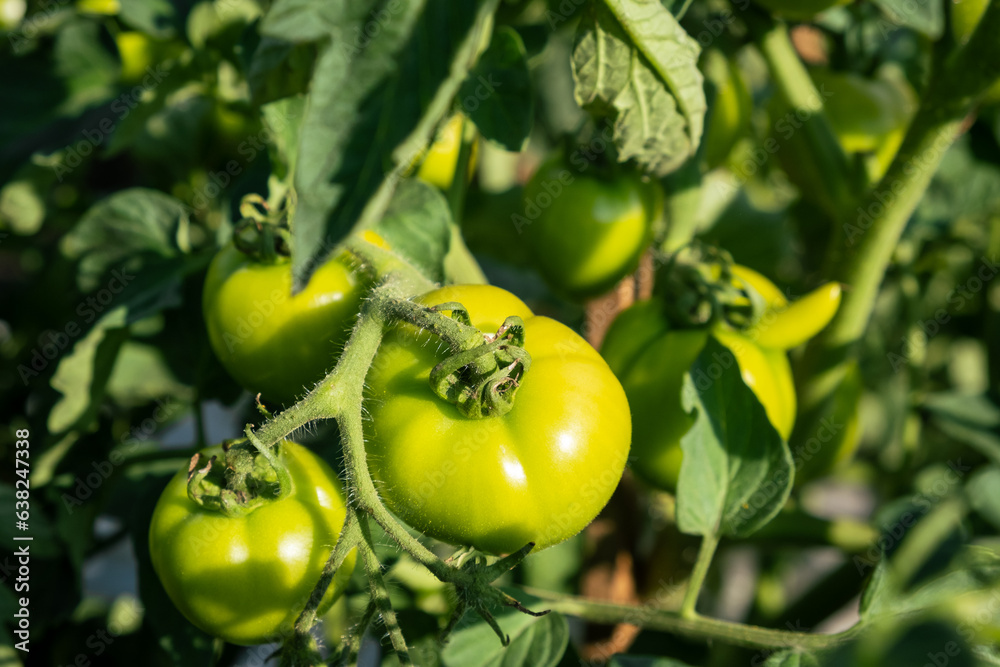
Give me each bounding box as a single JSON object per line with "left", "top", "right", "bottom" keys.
{"left": 523, "top": 586, "right": 864, "bottom": 651}
{"left": 679, "top": 531, "right": 719, "bottom": 618}
{"left": 795, "top": 0, "right": 1000, "bottom": 442}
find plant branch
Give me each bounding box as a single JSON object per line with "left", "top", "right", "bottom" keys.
{"left": 797, "top": 0, "right": 1000, "bottom": 418}
{"left": 750, "top": 14, "right": 857, "bottom": 222}
{"left": 523, "top": 587, "right": 864, "bottom": 651}
{"left": 358, "top": 512, "right": 413, "bottom": 665}
{"left": 294, "top": 511, "right": 361, "bottom": 634}
{"left": 680, "top": 532, "right": 719, "bottom": 618}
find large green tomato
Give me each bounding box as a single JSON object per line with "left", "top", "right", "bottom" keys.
{"left": 364, "top": 285, "right": 631, "bottom": 554}
{"left": 521, "top": 159, "right": 661, "bottom": 300}
{"left": 148, "top": 441, "right": 355, "bottom": 645}
{"left": 601, "top": 300, "right": 795, "bottom": 491}
{"left": 952, "top": 0, "right": 1000, "bottom": 104}
{"left": 202, "top": 243, "right": 367, "bottom": 406}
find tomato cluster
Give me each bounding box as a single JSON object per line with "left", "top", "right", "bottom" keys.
{"left": 601, "top": 265, "right": 841, "bottom": 491}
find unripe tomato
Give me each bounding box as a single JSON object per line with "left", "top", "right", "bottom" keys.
{"left": 202, "top": 243, "right": 368, "bottom": 406}
{"left": 732, "top": 265, "right": 843, "bottom": 350}
{"left": 601, "top": 301, "right": 796, "bottom": 491}
{"left": 415, "top": 114, "right": 479, "bottom": 190}
{"left": 365, "top": 285, "right": 631, "bottom": 554}
{"left": 602, "top": 265, "right": 840, "bottom": 491}
{"left": 520, "top": 158, "right": 662, "bottom": 300}
{"left": 148, "top": 441, "right": 355, "bottom": 645}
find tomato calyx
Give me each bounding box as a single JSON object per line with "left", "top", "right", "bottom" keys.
{"left": 382, "top": 295, "right": 533, "bottom": 419}
{"left": 185, "top": 437, "right": 292, "bottom": 516}
{"left": 230, "top": 194, "right": 292, "bottom": 263}
{"left": 655, "top": 244, "right": 767, "bottom": 331}
{"left": 442, "top": 543, "right": 549, "bottom": 646}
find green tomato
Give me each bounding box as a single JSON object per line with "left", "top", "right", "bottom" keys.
{"left": 731, "top": 265, "right": 842, "bottom": 350}
{"left": 148, "top": 441, "right": 355, "bottom": 645}
{"left": 415, "top": 114, "right": 478, "bottom": 190}
{"left": 752, "top": 0, "right": 850, "bottom": 20}
{"left": 521, "top": 158, "right": 661, "bottom": 300}
{"left": 952, "top": 0, "right": 1000, "bottom": 105}
{"left": 202, "top": 243, "right": 366, "bottom": 406}
{"left": 601, "top": 300, "right": 795, "bottom": 491}
{"left": 701, "top": 49, "right": 752, "bottom": 171}
{"left": 364, "top": 284, "right": 631, "bottom": 554}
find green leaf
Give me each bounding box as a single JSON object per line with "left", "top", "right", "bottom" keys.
{"left": 53, "top": 19, "right": 120, "bottom": 116}
{"left": 861, "top": 545, "right": 1000, "bottom": 622}
{"left": 872, "top": 0, "right": 944, "bottom": 40}
{"left": 922, "top": 392, "right": 1000, "bottom": 430}
{"left": 119, "top": 0, "right": 181, "bottom": 38}
{"left": 459, "top": 27, "right": 533, "bottom": 151}
{"left": 967, "top": 466, "right": 1000, "bottom": 531}
{"left": 675, "top": 338, "right": 794, "bottom": 538}
{"left": 47, "top": 257, "right": 200, "bottom": 433}
{"left": 260, "top": 0, "right": 499, "bottom": 292}
{"left": 933, "top": 417, "right": 1000, "bottom": 467}
{"left": 441, "top": 596, "right": 568, "bottom": 667}
{"left": 0, "top": 179, "right": 45, "bottom": 235}
{"left": 572, "top": 0, "right": 705, "bottom": 177}
{"left": 61, "top": 188, "right": 191, "bottom": 292}
{"left": 371, "top": 179, "right": 452, "bottom": 282}
{"left": 247, "top": 38, "right": 317, "bottom": 105}
{"left": 105, "top": 341, "right": 194, "bottom": 406}
{"left": 262, "top": 95, "right": 307, "bottom": 190}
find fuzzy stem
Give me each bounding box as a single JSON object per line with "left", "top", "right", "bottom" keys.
{"left": 524, "top": 587, "right": 863, "bottom": 651}
{"left": 679, "top": 532, "right": 719, "bottom": 618}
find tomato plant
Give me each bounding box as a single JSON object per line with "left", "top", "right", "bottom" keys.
{"left": 202, "top": 241, "right": 367, "bottom": 406}
{"left": 521, "top": 158, "right": 661, "bottom": 300}
{"left": 8, "top": 0, "right": 1000, "bottom": 665}
{"left": 148, "top": 441, "right": 355, "bottom": 645}
{"left": 365, "top": 284, "right": 630, "bottom": 554}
